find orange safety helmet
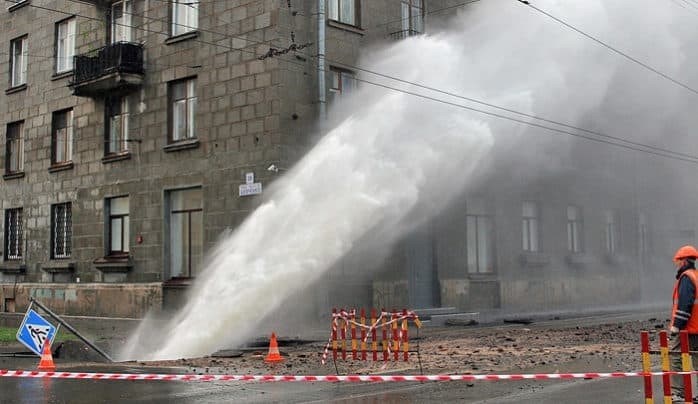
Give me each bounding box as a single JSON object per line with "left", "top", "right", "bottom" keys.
{"left": 674, "top": 245, "right": 698, "bottom": 261}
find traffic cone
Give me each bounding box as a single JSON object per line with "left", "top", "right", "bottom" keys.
{"left": 38, "top": 340, "right": 56, "bottom": 371}
{"left": 264, "top": 332, "right": 284, "bottom": 363}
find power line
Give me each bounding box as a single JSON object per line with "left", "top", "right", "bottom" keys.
{"left": 5, "top": 0, "right": 698, "bottom": 165}
{"left": 518, "top": 0, "right": 698, "bottom": 97}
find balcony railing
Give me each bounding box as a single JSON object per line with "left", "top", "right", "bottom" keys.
{"left": 70, "top": 42, "right": 144, "bottom": 97}
{"left": 389, "top": 29, "right": 422, "bottom": 40}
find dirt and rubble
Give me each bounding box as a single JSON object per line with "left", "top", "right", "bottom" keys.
{"left": 109, "top": 315, "right": 669, "bottom": 376}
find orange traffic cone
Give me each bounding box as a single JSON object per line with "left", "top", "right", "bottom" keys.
{"left": 38, "top": 340, "right": 56, "bottom": 371}
{"left": 264, "top": 332, "right": 284, "bottom": 363}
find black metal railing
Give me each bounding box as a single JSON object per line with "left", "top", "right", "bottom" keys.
{"left": 72, "top": 42, "right": 144, "bottom": 85}
{"left": 389, "top": 29, "right": 421, "bottom": 40}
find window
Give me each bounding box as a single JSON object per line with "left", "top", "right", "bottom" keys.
{"left": 9, "top": 36, "right": 28, "bottom": 87}
{"left": 567, "top": 205, "right": 583, "bottom": 253}
{"left": 605, "top": 210, "right": 619, "bottom": 254}
{"left": 466, "top": 198, "right": 494, "bottom": 274}
{"left": 638, "top": 213, "right": 648, "bottom": 262}
{"left": 169, "top": 78, "right": 196, "bottom": 142}
{"left": 171, "top": 0, "right": 198, "bottom": 36}
{"left": 106, "top": 97, "right": 129, "bottom": 154}
{"left": 107, "top": 196, "right": 129, "bottom": 255}
{"left": 51, "top": 203, "right": 72, "bottom": 259}
{"left": 111, "top": 0, "right": 132, "bottom": 43}
{"left": 167, "top": 188, "right": 203, "bottom": 278}
{"left": 4, "top": 208, "right": 23, "bottom": 260}
{"left": 329, "top": 67, "right": 356, "bottom": 99}
{"left": 328, "top": 0, "right": 358, "bottom": 26}
{"left": 52, "top": 109, "right": 73, "bottom": 164}
{"left": 400, "top": 0, "right": 424, "bottom": 34}
{"left": 55, "top": 18, "right": 76, "bottom": 74}
{"left": 5, "top": 121, "right": 24, "bottom": 174}
{"left": 522, "top": 201, "right": 539, "bottom": 252}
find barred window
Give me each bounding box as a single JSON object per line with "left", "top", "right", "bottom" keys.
{"left": 4, "top": 208, "right": 23, "bottom": 260}
{"left": 51, "top": 203, "right": 72, "bottom": 259}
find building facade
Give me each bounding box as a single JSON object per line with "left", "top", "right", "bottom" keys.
{"left": 0, "top": 0, "right": 688, "bottom": 319}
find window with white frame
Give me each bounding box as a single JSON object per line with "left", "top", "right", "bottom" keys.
{"left": 329, "top": 67, "right": 356, "bottom": 99}
{"left": 51, "top": 202, "right": 72, "bottom": 259}
{"left": 522, "top": 201, "right": 539, "bottom": 252}
{"left": 4, "top": 208, "right": 23, "bottom": 260}
{"left": 167, "top": 188, "right": 203, "bottom": 278}
{"left": 52, "top": 109, "right": 73, "bottom": 164}
{"left": 106, "top": 97, "right": 129, "bottom": 154}
{"left": 400, "top": 0, "right": 424, "bottom": 34}
{"left": 171, "top": 0, "right": 198, "bottom": 36}
{"left": 567, "top": 205, "right": 583, "bottom": 253}
{"left": 55, "top": 18, "right": 76, "bottom": 73}
{"left": 638, "top": 213, "right": 648, "bottom": 262}
{"left": 111, "top": 0, "right": 132, "bottom": 43}
{"left": 169, "top": 78, "right": 197, "bottom": 142}
{"left": 605, "top": 210, "right": 619, "bottom": 254}
{"left": 5, "top": 121, "right": 24, "bottom": 174}
{"left": 107, "top": 196, "right": 129, "bottom": 255}
{"left": 10, "top": 35, "right": 28, "bottom": 87}
{"left": 328, "top": 0, "right": 358, "bottom": 26}
{"left": 466, "top": 198, "right": 494, "bottom": 274}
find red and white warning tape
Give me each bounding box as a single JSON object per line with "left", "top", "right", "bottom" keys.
{"left": 2, "top": 369, "right": 698, "bottom": 382}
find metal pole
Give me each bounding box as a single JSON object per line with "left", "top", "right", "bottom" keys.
{"left": 30, "top": 297, "right": 114, "bottom": 362}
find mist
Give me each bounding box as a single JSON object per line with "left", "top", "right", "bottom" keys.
{"left": 122, "top": 0, "right": 698, "bottom": 359}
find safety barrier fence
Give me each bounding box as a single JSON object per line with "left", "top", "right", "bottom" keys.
{"left": 4, "top": 369, "right": 697, "bottom": 382}
{"left": 321, "top": 308, "right": 422, "bottom": 367}
{"left": 641, "top": 330, "right": 698, "bottom": 404}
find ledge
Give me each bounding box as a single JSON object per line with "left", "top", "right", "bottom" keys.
{"left": 327, "top": 20, "right": 364, "bottom": 35}
{"left": 3, "top": 171, "right": 25, "bottom": 180}
{"left": 48, "top": 162, "right": 74, "bottom": 173}
{"left": 51, "top": 71, "right": 73, "bottom": 81}
{"left": 8, "top": 0, "right": 30, "bottom": 12}
{"left": 0, "top": 262, "right": 26, "bottom": 274}
{"left": 41, "top": 261, "right": 75, "bottom": 273}
{"left": 163, "top": 277, "right": 193, "bottom": 288}
{"left": 163, "top": 138, "right": 199, "bottom": 152}
{"left": 5, "top": 84, "right": 27, "bottom": 95}
{"left": 165, "top": 31, "right": 199, "bottom": 45}
{"left": 566, "top": 252, "right": 593, "bottom": 266}
{"left": 93, "top": 256, "right": 133, "bottom": 273}
{"left": 604, "top": 253, "right": 626, "bottom": 265}
{"left": 101, "top": 152, "right": 131, "bottom": 164}
{"left": 519, "top": 251, "right": 551, "bottom": 267}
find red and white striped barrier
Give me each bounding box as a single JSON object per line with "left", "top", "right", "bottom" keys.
{"left": 3, "top": 369, "right": 698, "bottom": 382}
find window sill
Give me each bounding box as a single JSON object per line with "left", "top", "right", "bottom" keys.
{"left": 8, "top": 0, "right": 30, "bottom": 12}
{"left": 519, "top": 251, "right": 551, "bottom": 267}
{"left": 165, "top": 31, "right": 199, "bottom": 45}
{"left": 163, "top": 277, "right": 194, "bottom": 288}
{"left": 3, "top": 171, "right": 25, "bottom": 180}
{"left": 466, "top": 273, "right": 497, "bottom": 281}
{"left": 102, "top": 152, "right": 131, "bottom": 164}
{"left": 0, "top": 262, "right": 26, "bottom": 274}
{"left": 5, "top": 84, "right": 27, "bottom": 95}
{"left": 565, "top": 252, "right": 593, "bottom": 266}
{"left": 51, "top": 71, "right": 73, "bottom": 81}
{"left": 327, "top": 20, "right": 364, "bottom": 35}
{"left": 48, "top": 162, "right": 74, "bottom": 173}
{"left": 93, "top": 256, "right": 132, "bottom": 273}
{"left": 41, "top": 261, "right": 75, "bottom": 273}
{"left": 163, "top": 138, "right": 199, "bottom": 152}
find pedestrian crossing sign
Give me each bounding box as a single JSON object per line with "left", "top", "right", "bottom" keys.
{"left": 16, "top": 308, "right": 57, "bottom": 356}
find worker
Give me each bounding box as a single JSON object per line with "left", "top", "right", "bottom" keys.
{"left": 670, "top": 245, "right": 698, "bottom": 402}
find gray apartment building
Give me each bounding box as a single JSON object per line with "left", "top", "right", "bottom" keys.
{"left": 0, "top": 0, "right": 692, "bottom": 320}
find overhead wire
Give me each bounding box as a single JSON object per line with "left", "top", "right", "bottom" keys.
{"left": 4, "top": 0, "right": 698, "bottom": 164}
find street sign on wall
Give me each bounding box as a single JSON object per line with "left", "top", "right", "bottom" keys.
{"left": 239, "top": 171, "right": 262, "bottom": 196}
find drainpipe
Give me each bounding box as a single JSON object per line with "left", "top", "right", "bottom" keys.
{"left": 317, "top": 0, "right": 326, "bottom": 120}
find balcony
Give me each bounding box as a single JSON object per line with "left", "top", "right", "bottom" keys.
{"left": 389, "top": 29, "right": 421, "bottom": 40}
{"left": 70, "top": 42, "right": 144, "bottom": 97}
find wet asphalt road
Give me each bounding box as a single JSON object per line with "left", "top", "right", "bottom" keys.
{"left": 0, "top": 360, "right": 657, "bottom": 404}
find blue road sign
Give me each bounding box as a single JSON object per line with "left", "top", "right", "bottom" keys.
{"left": 16, "top": 308, "right": 57, "bottom": 356}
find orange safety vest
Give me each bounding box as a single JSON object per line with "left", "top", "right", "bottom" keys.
{"left": 671, "top": 269, "right": 698, "bottom": 333}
